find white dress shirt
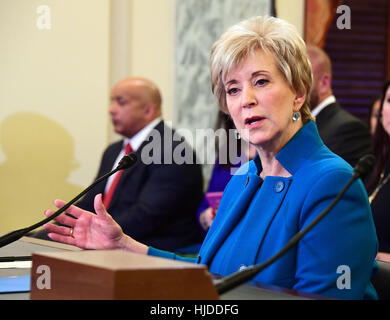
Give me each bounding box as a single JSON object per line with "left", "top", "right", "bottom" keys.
{"left": 104, "top": 117, "right": 162, "bottom": 193}
{"left": 311, "top": 95, "right": 336, "bottom": 117}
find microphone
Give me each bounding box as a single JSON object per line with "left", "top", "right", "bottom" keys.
{"left": 117, "top": 153, "right": 137, "bottom": 170}
{"left": 0, "top": 152, "right": 137, "bottom": 248}
{"left": 353, "top": 154, "right": 375, "bottom": 178}
{"left": 215, "top": 154, "right": 375, "bottom": 295}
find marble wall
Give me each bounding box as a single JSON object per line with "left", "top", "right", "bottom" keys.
{"left": 174, "top": 0, "right": 271, "bottom": 174}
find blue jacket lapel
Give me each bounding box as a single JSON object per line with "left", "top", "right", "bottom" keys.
{"left": 230, "top": 176, "right": 292, "bottom": 267}
{"left": 200, "top": 173, "right": 261, "bottom": 265}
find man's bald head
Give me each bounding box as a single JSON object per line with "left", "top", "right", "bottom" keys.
{"left": 306, "top": 45, "right": 333, "bottom": 109}
{"left": 115, "top": 77, "right": 162, "bottom": 111}
{"left": 109, "top": 77, "right": 163, "bottom": 138}
{"left": 307, "top": 45, "right": 332, "bottom": 78}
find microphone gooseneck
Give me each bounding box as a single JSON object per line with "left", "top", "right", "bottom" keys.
{"left": 215, "top": 154, "right": 375, "bottom": 295}
{"left": 0, "top": 153, "right": 137, "bottom": 248}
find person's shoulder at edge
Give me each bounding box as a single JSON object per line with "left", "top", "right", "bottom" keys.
{"left": 329, "top": 103, "right": 370, "bottom": 132}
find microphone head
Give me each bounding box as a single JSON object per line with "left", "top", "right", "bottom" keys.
{"left": 117, "top": 153, "right": 137, "bottom": 170}
{"left": 354, "top": 154, "right": 375, "bottom": 177}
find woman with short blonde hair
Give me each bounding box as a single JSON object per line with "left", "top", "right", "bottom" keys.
{"left": 210, "top": 16, "right": 314, "bottom": 124}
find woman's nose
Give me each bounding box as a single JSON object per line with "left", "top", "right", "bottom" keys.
{"left": 241, "top": 85, "right": 257, "bottom": 108}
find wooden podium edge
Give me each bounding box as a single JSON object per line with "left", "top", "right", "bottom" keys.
{"left": 30, "top": 250, "right": 220, "bottom": 300}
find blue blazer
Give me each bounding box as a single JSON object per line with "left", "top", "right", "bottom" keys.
{"left": 149, "top": 121, "right": 378, "bottom": 299}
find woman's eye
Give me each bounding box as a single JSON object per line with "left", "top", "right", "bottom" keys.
{"left": 227, "top": 88, "right": 239, "bottom": 95}
{"left": 255, "top": 79, "right": 268, "bottom": 86}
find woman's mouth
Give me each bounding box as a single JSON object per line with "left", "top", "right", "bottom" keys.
{"left": 244, "top": 116, "right": 265, "bottom": 128}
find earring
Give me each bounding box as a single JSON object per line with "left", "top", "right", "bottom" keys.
{"left": 292, "top": 111, "right": 301, "bottom": 122}
{"left": 234, "top": 129, "right": 241, "bottom": 139}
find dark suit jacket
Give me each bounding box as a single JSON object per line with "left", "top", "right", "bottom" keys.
{"left": 315, "top": 102, "right": 372, "bottom": 167}
{"left": 75, "top": 120, "right": 204, "bottom": 251}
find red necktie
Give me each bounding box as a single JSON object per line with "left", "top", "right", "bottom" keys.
{"left": 103, "top": 143, "right": 132, "bottom": 208}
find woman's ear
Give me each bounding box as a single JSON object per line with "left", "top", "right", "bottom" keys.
{"left": 293, "top": 91, "right": 306, "bottom": 112}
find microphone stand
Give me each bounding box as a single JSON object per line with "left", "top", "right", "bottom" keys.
{"left": 0, "top": 153, "right": 137, "bottom": 248}
{"left": 216, "top": 154, "right": 375, "bottom": 295}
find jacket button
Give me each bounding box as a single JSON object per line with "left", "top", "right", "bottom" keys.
{"left": 274, "top": 181, "right": 285, "bottom": 193}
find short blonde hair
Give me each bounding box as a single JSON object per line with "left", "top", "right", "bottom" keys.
{"left": 210, "top": 16, "right": 314, "bottom": 123}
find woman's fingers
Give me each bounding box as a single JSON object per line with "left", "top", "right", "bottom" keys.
{"left": 43, "top": 219, "right": 78, "bottom": 247}
{"left": 44, "top": 209, "right": 77, "bottom": 227}
{"left": 43, "top": 222, "right": 70, "bottom": 235}
{"left": 94, "top": 194, "right": 110, "bottom": 219}
{"left": 53, "top": 199, "right": 85, "bottom": 218}
{"left": 46, "top": 231, "right": 77, "bottom": 247}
